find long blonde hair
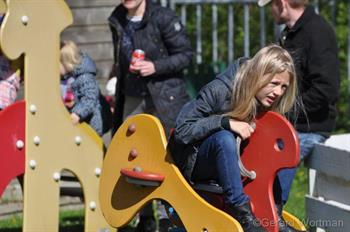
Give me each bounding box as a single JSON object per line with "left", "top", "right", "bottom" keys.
{"left": 60, "top": 40, "right": 81, "bottom": 73}
{"left": 229, "top": 44, "right": 297, "bottom": 122}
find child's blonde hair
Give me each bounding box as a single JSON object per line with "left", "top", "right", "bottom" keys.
{"left": 229, "top": 44, "right": 297, "bottom": 122}
{"left": 60, "top": 40, "right": 81, "bottom": 73}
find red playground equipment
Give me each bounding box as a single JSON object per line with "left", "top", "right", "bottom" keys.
{"left": 0, "top": 101, "right": 25, "bottom": 196}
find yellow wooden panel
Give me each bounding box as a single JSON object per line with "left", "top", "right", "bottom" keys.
{"left": 100, "top": 114, "right": 243, "bottom": 231}
{"left": 0, "top": 1, "right": 111, "bottom": 231}
{"left": 283, "top": 210, "right": 307, "bottom": 231}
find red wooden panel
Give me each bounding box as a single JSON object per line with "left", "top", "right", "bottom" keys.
{"left": 242, "top": 111, "right": 300, "bottom": 232}
{"left": 0, "top": 101, "right": 25, "bottom": 197}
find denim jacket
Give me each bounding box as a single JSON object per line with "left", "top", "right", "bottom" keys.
{"left": 168, "top": 58, "right": 246, "bottom": 180}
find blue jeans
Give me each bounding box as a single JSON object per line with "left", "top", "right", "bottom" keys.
{"left": 274, "top": 132, "right": 326, "bottom": 204}
{"left": 191, "top": 130, "right": 249, "bottom": 206}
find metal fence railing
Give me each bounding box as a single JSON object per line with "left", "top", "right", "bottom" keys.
{"left": 169, "top": 0, "right": 262, "bottom": 65}
{"left": 157, "top": 0, "right": 350, "bottom": 92}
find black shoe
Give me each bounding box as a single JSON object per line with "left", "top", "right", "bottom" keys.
{"left": 136, "top": 216, "right": 156, "bottom": 232}
{"left": 229, "top": 201, "right": 267, "bottom": 232}
{"left": 276, "top": 204, "right": 306, "bottom": 232}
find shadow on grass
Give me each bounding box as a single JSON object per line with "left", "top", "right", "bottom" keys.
{"left": 0, "top": 225, "right": 136, "bottom": 232}
{"left": 0, "top": 229, "right": 21, "bottom": 232}
{"left": 59, "top": 214, "right": 135, "bottom": 232}
{"left": 59, "top": 215, "right": 84, "bottom": 232}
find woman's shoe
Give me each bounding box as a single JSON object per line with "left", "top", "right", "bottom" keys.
{"left": 229, "top": 201, "right": 267, "bottom": 232}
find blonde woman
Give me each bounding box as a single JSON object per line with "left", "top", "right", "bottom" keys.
{"left": 60, "top": 40, "right": 103, "bottom": 136}
{"left": 168, "top": 45, "right": 297, "bottom": 232}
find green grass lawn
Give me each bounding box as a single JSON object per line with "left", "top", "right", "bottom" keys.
{"left": 0, "top": 166, "right": 308, "bottom": 231}
{"left": 284, "top": 165, "right": 308, "bottom": 221}
{"left": 0, "top": 209, "right": 84, "bottom": 232}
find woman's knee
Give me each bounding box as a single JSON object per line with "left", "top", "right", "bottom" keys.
{"left": 210, "top": 130, "right": 237, "bottom": 152}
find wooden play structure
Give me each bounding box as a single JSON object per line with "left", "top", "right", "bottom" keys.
{"left": 0, "top": 1, "right": 111, "bottom": 231}
{"left": 0, "top": 0, "right": 307, "bottom": 232}
{"left": 99, "top": 112, "right": 306, "bottom": 232}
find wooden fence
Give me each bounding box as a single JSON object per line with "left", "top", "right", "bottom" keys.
{"left": 305, "top": 135, "right": 350, "bottom": 232}
{"left": 61, "top": 0, "right": 117, "bottom": 84}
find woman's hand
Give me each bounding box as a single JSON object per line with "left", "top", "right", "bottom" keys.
{"left": 229, "top": 119, "right": 255, "bottom": 140}
{"left": 70, "top": 113, "right": 80, "bottom": 125}
{"left": 131, "top": 60, "right": 156, "bottom": 77}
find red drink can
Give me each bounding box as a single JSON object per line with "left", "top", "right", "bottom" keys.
{"left": 129, "top": 49, "right": 145, "bottom": 73}
{"left": 64, "top": 89, "right": 74, "bottom": 103}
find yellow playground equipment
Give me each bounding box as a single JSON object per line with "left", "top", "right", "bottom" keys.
{"left": 0, "top": 1, "right": 110, "bottom": 231}
{"left": 100, "top": 113, "right": 307, "bottom": 232}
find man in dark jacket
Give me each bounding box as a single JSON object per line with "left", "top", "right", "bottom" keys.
{"left": 258, "top": 0, "right": 340, "bottom": 231}
{"left": 109, "top": 0, "right": 193, "bottom": 231}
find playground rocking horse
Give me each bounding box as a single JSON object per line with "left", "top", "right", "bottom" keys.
{"left": 100, "top": 111, "right": 307, "bottom": 232}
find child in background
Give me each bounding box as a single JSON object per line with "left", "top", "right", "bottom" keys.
{"left": 60, "top": 40, "right": 103, "bottom": 136}
{"left": 0, "top": 14, "right": 21, "bottom": 111}
{"left": 0, "top": 53, "right": 21, "bottom": 110}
